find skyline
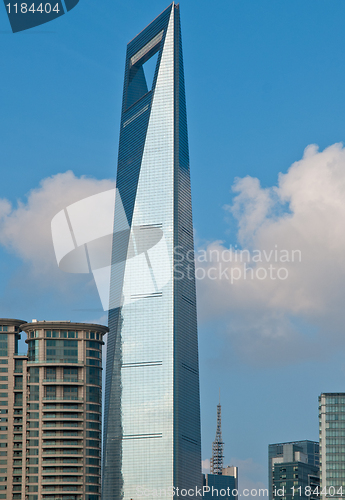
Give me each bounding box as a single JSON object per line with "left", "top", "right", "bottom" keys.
{"left": 2, "top": 0, "right": 345, "bottom": 493}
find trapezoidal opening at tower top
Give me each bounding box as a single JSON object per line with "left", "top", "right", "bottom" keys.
{"left": 125, "top": 30, "right": 163, "bottom": 109}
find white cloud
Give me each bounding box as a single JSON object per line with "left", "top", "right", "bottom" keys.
{"left": 0, "top": 171, "right": 115, "bottom": 317}
{"left": 0, "top": 171, "right": 115, "bottom": 273}
{"left": 202, "top": 458, "right": 210, "bottom": 474}
{"left": 196, "top": 143, "right": 345, "bottom": 365}
{"left": 3, "top": 144, "right": 345, "bottom": 365}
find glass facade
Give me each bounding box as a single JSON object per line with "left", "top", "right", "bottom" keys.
{"left": 319, "top": 393, "right": 345, "bottom": 496}
{"left": 103, "top": 3, "right": 202, "bottom": 499}
{"left": 268, "top": 441, "right": 320, "bottom": 500}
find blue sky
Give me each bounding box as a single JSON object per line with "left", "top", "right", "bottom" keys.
{"left": 2, "top": 0, "right": 345, "bottom": 490}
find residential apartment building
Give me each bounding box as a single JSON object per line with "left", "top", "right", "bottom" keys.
{"left": 0, "top": 318, "right": 108, "bottom": 500}
{"left": 0, "top": 318, "right": 27, "bottom": 500}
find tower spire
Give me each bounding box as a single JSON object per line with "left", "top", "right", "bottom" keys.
{"left": 210, "top": 395, "right": 224, "bottom": 475}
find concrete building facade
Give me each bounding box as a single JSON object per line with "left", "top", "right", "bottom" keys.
{"left": 0, "top": 319, "right": 108, "bottom": 500}
{"left": 0, "top": 318, "right": 27, "bottom": 500}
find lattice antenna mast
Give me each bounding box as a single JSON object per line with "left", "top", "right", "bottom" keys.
{"left": 210, "top": 393, "right": 224, "bottom": 475}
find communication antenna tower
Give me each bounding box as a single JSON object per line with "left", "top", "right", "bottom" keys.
{"left": 210, "top": 390, "right": 224, "bottom": 475}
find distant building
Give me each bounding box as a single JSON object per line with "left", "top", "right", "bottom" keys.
{"left": 319, "top": 393, "right": 345, "bottom": 496}
{"left": 0, "top": 318, "right": 26, "bottom": 500}
{"left": 269, "top": 441, "right": 320, "bottom": 500}
{"left": 204, "top": 402, "right": 238, "bottom": 500}
{"left": 204, "top": 467, "right": 238, "bottom": 500}
{"left": 0, "top": 318, "right": 108, "bottom": 500}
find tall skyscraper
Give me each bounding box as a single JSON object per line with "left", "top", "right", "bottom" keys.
{"left": 103, "top": 3, "right": 202, "bottom": 499}
{"left": 268, "top": 441, "right": 319, "bottom": 500}
{"left": 319, "top": 393, "right": 345, "bottom": 497}
{"left": 0, "top": 318, "right": 108, "bottom": 500}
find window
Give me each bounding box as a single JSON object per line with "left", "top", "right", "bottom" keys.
{"left": 28, "top": 341, "right": 39, "bottom": 362}
{"left": 27, "top": 440, "right": 39, "bottom": 447}
{"left": 27, "top": 467, "right": 38, "bottom": 474}
{"left": 14, "top": 376, "right": 22, "bottom": 389}
{"left": 45, "top": 386, "right": 56, "bottom": 399}
{"left": 0, "top": 335, "right": 7, "bottom": 357}
{"left": 64, "top": 368, "right": 78, "bottom": 381}
{"left": 87, "top": 387, "right": 101, "bottom": 404}
{"left": 87, "top": 431, "right": 100, "bottom": 439}
{"left": 87, "top": 422, "right": 100, "bottom": 430}
{"left": 28, "top": 412, "right": 39, "bottom": 419}
{"left": 14, "top": 360, "right": 22, "bottom": 373}
{"left": 86, "top": 485, "right": 99, "bottom": 492}
{"left": 87, "top": 350, "right": 100, "bottom": 359}
{"left": 46, "top": 340, "right": 78, "bottom": 363}
{"left": 64, "top": 386, "right": 78, "bottom": 400}
{"left": 87, "top": 404, "right": 100, "bottom": 412}
{"left": 29, "top": 386, "right": 39, "bottom": 401}
{"left": 14, "top": 393, "right": 23, "bottom": 406}
{"left": 87, "top": 413, "right": 100, "bottom": 421}
{"left": 87, "top": 342, "right": 101, "bottom": 351}
{"left": 87, "top": 359, "right": 101, "bottom": 367}
{"left": 86, "top": 440, "right": 99, "bottom": 448}
{"left": 86, "top": 449, "right": 100, "bottom": 457}
{"left": 86, "top": 457, "right": 101, "bottom": 467}
{"left": 27, "top": 449, "right": 38, "bottom": 455}
{"left": 29, "top": 368, "right": 39, "bottom": 383}
{"left": 45, "top": 367, "right": 56, "bottom": 380}
{"left": 28, "top": 421, "right": 39, "bottom": 428}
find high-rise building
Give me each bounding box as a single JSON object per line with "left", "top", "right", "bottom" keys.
{"left": 0, "top": 318, "right": 108, "bottom": 500}
{"left": 319, "top": 393, "right": 345, "bottom": 497}
{"left": 0, "top": 318, "right": 27, "bottom": 500}
{"left": 268, "top": 441, "right": 320, "bottom": 500}
{"left": 103, "top": 3, "right": 202, "bottom": 499}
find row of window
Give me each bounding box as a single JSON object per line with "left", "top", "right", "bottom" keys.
{"left": 323, "top": 398, "right": 345, "bottom": 405}
{"left": 324, "top": 405, "right": 345, "bottom": 412}
{"left": 28, "top": 330, "right": 101, "bottom": 341}
{"left": 0, "top": 336, "right": 8, "bottom": 359}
